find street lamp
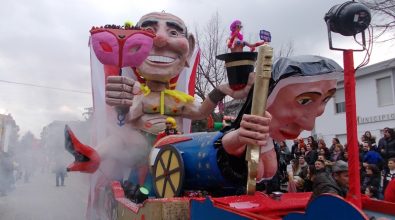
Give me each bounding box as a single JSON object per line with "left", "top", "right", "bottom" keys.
{"left": 324, "top": 1, "right": 371, "bottom": 50}
{"left": 324, "top": 1, "right": 371, "bottom": 209}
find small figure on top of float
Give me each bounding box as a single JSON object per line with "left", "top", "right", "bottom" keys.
{"left": 227, "top": 20, "right": 266, "bottom": 53}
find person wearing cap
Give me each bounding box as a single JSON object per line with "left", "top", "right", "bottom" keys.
{"left": 309, "top": 160, "right": 349, "bottom": 202}
{"left": 163, "top": 117, "right": 180, "bottom": 135}
{"left": 154, "top": 117, "right": 181, "bottom": 144}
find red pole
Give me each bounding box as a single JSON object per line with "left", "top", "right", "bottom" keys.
{"left": 343, "top": 49, "right": 361, "bottom": 208}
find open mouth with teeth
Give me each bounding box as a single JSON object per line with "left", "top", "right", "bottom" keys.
{"left": 147, "top": 55, "right": 175, "bottom": 64}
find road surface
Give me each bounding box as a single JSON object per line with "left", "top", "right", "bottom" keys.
{"left": 0, "top": 171, "right": 89, "bottom": 220}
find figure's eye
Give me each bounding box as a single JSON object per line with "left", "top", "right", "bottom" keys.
{"left": 144, "top": 26, "right": 156, "bottom": 33}
{"left": 169, "top": 30, "right": 185, "bottom": 37}
{"left": 169, "top": 30, "right": 180, "bottom": 37}
{"left": 297, "top": 98, "right": 313, "bottom": 105}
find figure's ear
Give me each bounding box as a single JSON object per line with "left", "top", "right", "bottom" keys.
{"left": 185, "top": 34, "right": 196, "bottom": 67}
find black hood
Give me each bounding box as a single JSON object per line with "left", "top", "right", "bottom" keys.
{"left": 269, "top": 55, "right": 343, "bottom": 95}
{"left": 231, "top": 55, "right": 343, "bottom": 129}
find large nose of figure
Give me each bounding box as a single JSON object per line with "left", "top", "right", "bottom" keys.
{"left": 296, "top": 114, "right": 317, "bottom": 131}
{"left": 298, "top": 104, "right": 327, "bottom": 131}
{"left": 316, "top": 103, "right": 326, "bottom": 117}
{"left": 153, "top": 33, "right": 168, "bottom": 48}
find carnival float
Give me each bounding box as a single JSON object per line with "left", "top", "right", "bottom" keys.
{"left": 65, "top": 1, "right": 395, "bottom": 219}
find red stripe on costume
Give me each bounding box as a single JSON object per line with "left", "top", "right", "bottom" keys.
{"left": 188, "top": 50, "right": 200, "bottom": 96}
{"left": 169, "top": 75, "right": 179, "bottom": 90}
{"left": 132, "top": 67, "right": 147, "bottom": 84}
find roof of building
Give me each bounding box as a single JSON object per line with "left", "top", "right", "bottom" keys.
{"left": 338, "top": 57, "right": 395, "bottom": 82}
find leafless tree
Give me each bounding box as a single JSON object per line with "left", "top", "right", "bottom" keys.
{"left": 193, "top": 14, "right": 295, "bottom": 120}
{"left": 194, "top": 12, "right": 228, "bottom": 101}
{"left": 361, "top": 0, "right": 395, "bottom": 42}
{"left": 275, "top": 40, "right": 295, "bottom": 59}
{"left": 193, "top": 12, "right": 296, "bottom": 101}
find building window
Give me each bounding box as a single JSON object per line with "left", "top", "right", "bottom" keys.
{"left": 335, "top": 88, "right": 345, "bottom": 113}
{"left": 377, "top": 76, "right": 394, "bottom": 106}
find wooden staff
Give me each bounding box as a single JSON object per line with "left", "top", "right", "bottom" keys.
{"left": 245, "top": 45, "right": 273, "bottom": 195}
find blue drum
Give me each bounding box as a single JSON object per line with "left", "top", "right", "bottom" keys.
{"left": 151, "top": 131, "right": 242, "bottom": 198}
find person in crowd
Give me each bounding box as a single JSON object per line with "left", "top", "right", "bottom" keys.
{"left": 302, "top": 165, "right": 317, "bottom": 192}
{"left": 0, "top": 151, "right": 14, "bottom": 196}
{"left": 22, "top": 153, "right": 34, "bottom": 183}
{"left": 362, "top": 142, "right": 383, "bottom": 169}
{"left": 318, "top": 147, "right": 331, "bottom": 160}
{"left": 330, "top": 144, "right": 345, "bottom": 162}
{"left": 329, "top": 137, "right": 341, "bottom": 154}
{"left": 278, "top": 141, "right": 291, "bottom": 183}
{"left": 264, "top": 143, "right": 284, "bottom": 193}
{"left": 54, "top": 160, "right": 67, "bottom": 187}
{"left": 293, "top": 139, "right": 305, "bottom": 159}
{"left": 317, "top": 138, "right": 326, "bottom": 147}
{"left": 300, "top": 146, "right": 306, "bottom": 158}
{"left": 287, "top": 159, "right": 305, "bottom": 192}
{"left": 314, "top": 159, "right": 327, "bottom": 173}
{"left": 309, "top": 160, "right": 349, "bottom": 202}
{"left": 361, "top": 134, "right": 367, "bottom": 144}
{"left": 317, "top": 154, "right": 325, "bottom": 161}
{"left": 304, "top": 143, "right": 318, "bottom": 165}
{"left": 279, "top": 141, "right": 291, "bottom": 163}
{"left": 363, "top": 131, "right": 377, "bottom": 151}
{"left": 382, "top": 157, "right": 395, "bottom": 192}
{"left": 318, "top": 154, "right": 333, "bottom": 168}
{"left": 379, "top": 128, "right": 395, "bottom": 160}
{"left": 364, "top": 185, "right": 380, "bottom": 199}
{"left": 285, "top": 159, "right": 294, "bottom": 192}
{"left": 378, "top": 128, "right": 388, "bottom": 151}
{"left": 343, "top": 151, "right": 349, "bottom": 162}
{"left": 361, "top": 164, "right": 381, "bottom": 194}
{"left": 307, "top": 136, "right": 318, "bottom": 150}
{"left": 317, "top": 138, "right": 327, "bottom": 150}
{"left": 298, "top": 155, "right": 308, "bottom": 176}
{"left": 291, "top": 139, "right": 299, "bottom": 159}
{"left": 287, "top": 159, "right": 300, "bottom": 178}
{"left": 292, "top": 176, "right": 305, "bottom": 192}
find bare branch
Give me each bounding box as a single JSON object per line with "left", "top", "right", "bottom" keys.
{"left": 193, "top": 11, "right": 227, "bottom": 100}
{"left": 361, "top": 0, "right": 395, "bottom": 43}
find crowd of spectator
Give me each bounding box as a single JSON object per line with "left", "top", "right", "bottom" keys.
{"left": 276, "top": 127, "right": 395, "bottom": 203}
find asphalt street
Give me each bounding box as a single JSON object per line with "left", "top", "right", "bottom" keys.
{"left": 0, "top": 172, "right": 89, "bottom": 220}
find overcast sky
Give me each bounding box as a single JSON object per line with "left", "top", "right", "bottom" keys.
{"left": 1, "top": 0, "right": 394, "bottom": 138}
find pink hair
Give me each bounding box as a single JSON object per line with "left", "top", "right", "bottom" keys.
{"left": 230, "top": 20, "right": 242, "bottom": 32}
{"left": 229, "top": 20, "right": 243, "bottom": 41}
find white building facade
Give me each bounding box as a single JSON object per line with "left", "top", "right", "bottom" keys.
{"left": 301, "top": 57, "right": 395, "bottom": 146}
